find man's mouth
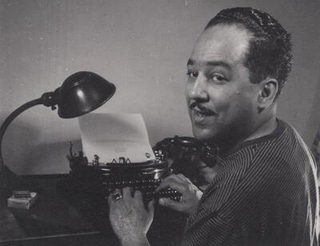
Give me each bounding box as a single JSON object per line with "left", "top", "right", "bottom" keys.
{"left": 190, "top": 104, "right": 217, "bottom": 123}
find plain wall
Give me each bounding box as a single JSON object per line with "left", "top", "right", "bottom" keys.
{"left": 0, "top": 0, "right": 319, "bottom": 174}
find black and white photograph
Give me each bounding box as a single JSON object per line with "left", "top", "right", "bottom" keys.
{"left": 0, "top": 0, "right": 319, "bottom": 245}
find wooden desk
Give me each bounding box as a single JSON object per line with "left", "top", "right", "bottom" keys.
{"left": 0, "top": 175, "right": 186, "bottom": 245}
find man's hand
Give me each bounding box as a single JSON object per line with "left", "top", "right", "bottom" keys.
{"left": 107, "top": 187, "right": 154, "bottom": 246}
{"left": 155, "top": 174, "right": 203, "bottom": 214}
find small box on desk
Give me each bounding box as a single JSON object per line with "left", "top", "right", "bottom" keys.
{"left": 7, "top": 191, "right": 38, "bottom": 209}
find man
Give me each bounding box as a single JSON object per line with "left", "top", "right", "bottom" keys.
{"left": 108, "top": 7, "right": 319, "bottom": 246}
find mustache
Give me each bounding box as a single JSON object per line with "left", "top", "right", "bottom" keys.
{"left": 189, "top": 101, "right": 217, "bottom": 115}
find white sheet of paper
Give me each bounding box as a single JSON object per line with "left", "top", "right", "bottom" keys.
{"left": 78, "top": 113, "right": 155, "bottom": 164}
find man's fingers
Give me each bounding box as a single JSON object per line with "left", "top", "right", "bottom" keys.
{"left": 176, "top": 173, "right": 191, "bottom": 183}
{"left": 155, "top": 180, "right": 171, "bottom": 192}
{"left": 108, "top": 188, "right": 123, "bottom": 205}
{"left": 158, "top": 198, "right": 188, "bottom": 212}
{"left": 133, "top": 190, "right": 145, "bottom": 207}
{"left": 148, "top": 200, "right": 155, "bottom": 216}
{"left": 134, "top": 189, "right": 143, "bottom": 199}
{"left": 107, "top": 193, "right": 113, "bottom": 205}
{"left": 157, "top": 181, "right": 187, "bottom": 194}
{"left": 122, "top": 187, "right": 133, "bottom": 199}
{"left": 155, "top": 174, "right": 188, "bottom": 192}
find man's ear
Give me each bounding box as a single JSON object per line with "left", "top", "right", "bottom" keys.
{"left": 257, "top": 78, "right": 278, "bottom": 110}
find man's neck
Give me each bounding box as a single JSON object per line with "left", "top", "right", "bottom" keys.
{"left": 244, "top": 114, "right": 278, "bottom": 142}
{"left": 216, "top": 112, "right": 278, "bottom": 154}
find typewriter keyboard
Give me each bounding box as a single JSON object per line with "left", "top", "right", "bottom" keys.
{"left": 102, "top": 178, "right": 181, "bottom": 201}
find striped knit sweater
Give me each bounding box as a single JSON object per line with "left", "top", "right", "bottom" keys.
{"left": 181, "top": 119, "right": 319, "bottom": 246}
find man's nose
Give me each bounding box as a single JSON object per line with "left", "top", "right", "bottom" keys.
{"left": 188, "top": 74, "right": 209, "bottom": 101}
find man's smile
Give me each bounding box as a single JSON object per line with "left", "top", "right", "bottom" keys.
{"left": 189, "top": 103, "right": 217, "bottom": 124}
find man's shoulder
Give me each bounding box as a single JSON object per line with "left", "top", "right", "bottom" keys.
{"left": 256, "top": 119, "right": 312, "bottom": 163}
{"left": 225, "top": 119, "right": 308, "bottom": 163}
{"left": 216, "top": 119, "right": 314, "bottom": 190}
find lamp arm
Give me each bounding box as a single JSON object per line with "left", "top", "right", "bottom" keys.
{"left": 0, "top": 91, "right": 59, "bottom": 167}
{"left": 0, "top": 98, "right": 42, "bottom": 167}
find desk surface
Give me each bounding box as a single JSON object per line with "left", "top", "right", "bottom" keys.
{"left": 0, "top": 175, "right": 186, "bottom": 246}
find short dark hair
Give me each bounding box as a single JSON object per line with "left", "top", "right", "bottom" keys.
{"left": 205, "top": 7, "right": 292, "bottom": 96}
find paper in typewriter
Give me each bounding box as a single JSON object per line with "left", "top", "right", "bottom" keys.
{"left": 78, "top": 113, "right": 155, "bottom": 164}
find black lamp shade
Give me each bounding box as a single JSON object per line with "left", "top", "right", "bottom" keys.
{"left": 57, "top": 71, "right": 116, "bottom": 118}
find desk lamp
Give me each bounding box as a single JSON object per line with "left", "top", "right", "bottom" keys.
{"left": 0, "top": 71, "right": 116, "bottom": 203}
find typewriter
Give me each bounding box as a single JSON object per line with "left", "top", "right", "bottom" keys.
{"left": 58, "top": 136, "right": 218, "bottom": 205}
{"left": 65, "top": 146, "right": 181, "bottom": 203}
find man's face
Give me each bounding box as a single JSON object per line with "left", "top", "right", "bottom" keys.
{"left": 186, "top": 24, "right": 261, "bottom": 144}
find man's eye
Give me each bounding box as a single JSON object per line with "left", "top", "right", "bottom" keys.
{"left": 211, "top": 74, "right": 226, "bottom": 82}
{"left": 187, "top": 71, "right": 198, "bottom": 78}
